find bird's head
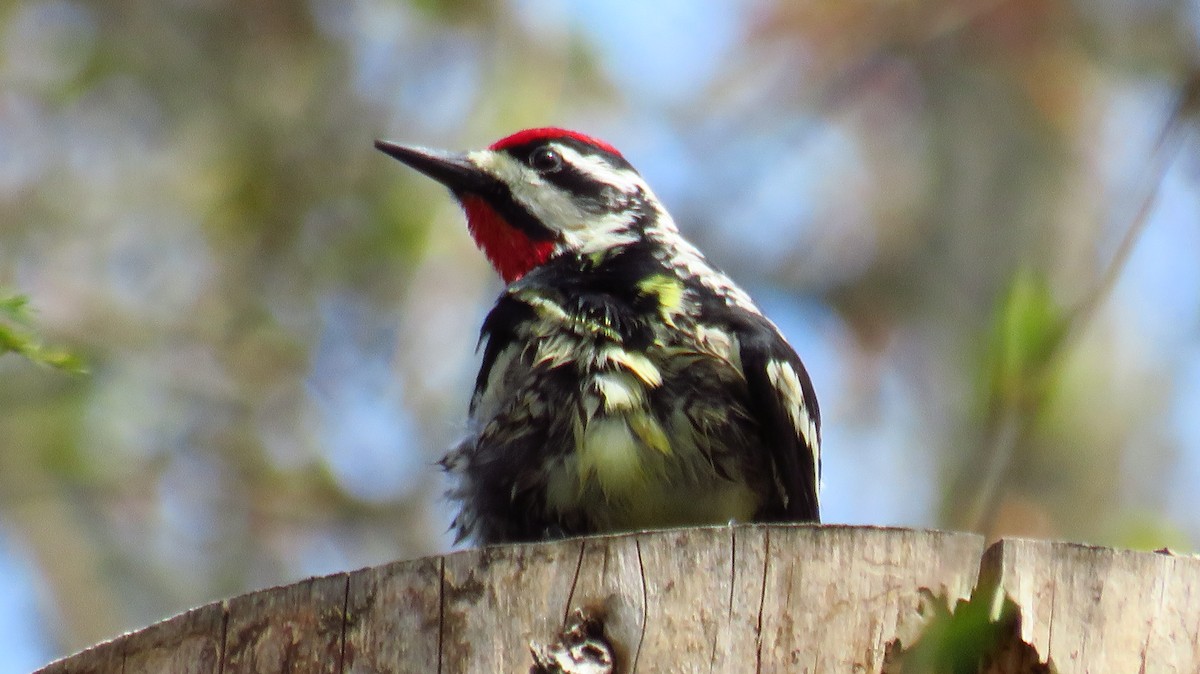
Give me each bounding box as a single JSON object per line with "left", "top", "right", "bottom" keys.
{"left": 375, "top": 128, "right": 660, "bottom": 283}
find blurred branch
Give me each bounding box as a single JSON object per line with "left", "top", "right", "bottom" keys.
{"left": 812, "top": 0, "right": 1014, "bottom": 116}
{"left": 961, "top": 75, "right": 1197, "bottom": 535}
{"left": 1059, "top": 72, "right": 1199, "bottom": 352}
{"left": 956, "top": 271, "right": 1064, "bottom": 533}
{"left": 959, "top": 401, "right": 1024, "bottom": 534}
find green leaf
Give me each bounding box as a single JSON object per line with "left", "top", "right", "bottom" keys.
{"left": 0, "top": 293, "right": 33, "bottom": 322}
{"left": 883, "top": 590, "right": 1055, "bottom": 674}
{"left": 983, "top": 269, "right": 1068, "bottom": 411}
{"left": 0, "top": 292, "right": 88, "bottom": 374}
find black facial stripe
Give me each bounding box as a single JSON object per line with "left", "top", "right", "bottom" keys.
{"left": 502, "top": 138, "right": 635, "bottom": 173}
{"left": 543, "top": 162, "right": 611, "bottom": 204}
{"left": 508, "top": 141, "right": 644, "bottom": 215}
{"left": 459, "top": 177, "right": 557, "bottom": 241}
{"left": 480, "top": 137, "right": 646, "bottom": 234}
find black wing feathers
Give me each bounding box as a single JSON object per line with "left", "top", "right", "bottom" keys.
{"left": 472, "top": 295, "right": 536, "bottom": 409}
{"left": 732, "top": 312, "right": 821, "bottom": 522}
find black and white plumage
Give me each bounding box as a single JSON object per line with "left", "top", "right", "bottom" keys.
{"left": 375, "top": 128, "right": 821, "bottom": 544}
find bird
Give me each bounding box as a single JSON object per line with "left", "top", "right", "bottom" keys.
{"left": 375, "top": 128, "right": 820, "bottom": 545}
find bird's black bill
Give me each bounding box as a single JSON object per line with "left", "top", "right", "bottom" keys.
{"left": 374, "top": 139, "right": 492, "bottom": 194}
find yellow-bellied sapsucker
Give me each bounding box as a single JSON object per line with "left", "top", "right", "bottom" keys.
{"left": 375, "top": 128, "right": 821, "bottom": 544}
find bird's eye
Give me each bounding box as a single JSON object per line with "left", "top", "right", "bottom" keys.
{"left": 530, "top": 147, "right": 562, "bottom": 173}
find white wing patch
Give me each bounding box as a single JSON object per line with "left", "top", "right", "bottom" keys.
{"left": 765, "top": 359, "right": 820, "bottom": 496}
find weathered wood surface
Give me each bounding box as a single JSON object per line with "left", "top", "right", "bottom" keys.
{"left": 40, "top": 601, "right": 225, "bottom": 674}
{"left": 33, "top": 525, "right": 1200, "bottom": 673}
{"left": 980, "top": 538, "right": 1200, "bottom": 674}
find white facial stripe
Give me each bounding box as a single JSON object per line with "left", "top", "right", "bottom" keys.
{"left": 474, "top": 144, "right": 754, "bottom": 309}
{"left": 467, "top": 147, "right": 646, "bottom": 256}
{"left": 468, "top": 149, "right": 533, "bottom": 188}
{"left": 552, "top": 145, "right": 644, "bottom": 194}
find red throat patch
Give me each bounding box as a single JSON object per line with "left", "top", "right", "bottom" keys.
{"left": 461, "top": 196, "right": 555, "bottom": 283}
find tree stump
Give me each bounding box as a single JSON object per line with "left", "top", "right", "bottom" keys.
{"left": 33, "top": 525, "right": 1200, "bottom": 673}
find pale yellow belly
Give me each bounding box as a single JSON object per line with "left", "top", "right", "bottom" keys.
{"left": 543, "top": 412, "right": 760, "bottom": 533}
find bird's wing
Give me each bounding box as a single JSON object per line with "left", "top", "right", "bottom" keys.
{"left": 736, "top": 318, "right": 821, "bottom": 522}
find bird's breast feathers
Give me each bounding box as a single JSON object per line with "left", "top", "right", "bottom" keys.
{"left": 469, "top": 285, "right": 763, "bottom": 528}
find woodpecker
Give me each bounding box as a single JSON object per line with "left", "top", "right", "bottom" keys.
{"left": 375, "top": 128, "right": 820, "bottom": 544}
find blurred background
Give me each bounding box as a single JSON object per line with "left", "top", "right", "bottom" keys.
{"left": 1, "top": 0, "right": 1198, "bottom": 669}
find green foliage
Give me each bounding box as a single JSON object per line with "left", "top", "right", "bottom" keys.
{"left": 884, "top": 590, "right": 1054, "bottom": 674}
{"left": 979, "top": 266, "right": 1075, "bottom": 419}
{"left": 0, "top": 293, "right": 87, "bottom": 374}
{"left": 947, "top": 269, "right": 1074, "bottom": 532}
{"left": 1111, "top": 512, "right": 1192, "bottom": 553}
{"left": 984, "top": 269, "right": 1068, "bottom": 414}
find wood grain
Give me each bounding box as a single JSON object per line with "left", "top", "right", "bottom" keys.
{"left": 980, "top": 538, "right": 1200, "bottom": 674}
{"left": 343, "top": 555, "right": 441, "bottom": 673}
{"left": 36, "top": 526, "right": 1200, "bottom": 674}
{"left": 222, "top": 573, "right": 348, "bottom": 674}
{"left": 37, "top": 601, "right": 224, "bottom": 674}
{"left": 756, "top": 525, "right": 985, "bottom": 672}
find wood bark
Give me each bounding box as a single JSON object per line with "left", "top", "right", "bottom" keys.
{"left": 33, "top": 525, "right": 1200, "bottom": 673}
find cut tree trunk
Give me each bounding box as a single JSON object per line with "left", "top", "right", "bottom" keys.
{"left": 32, "top": 525, "right": 1200, "bottom": 673}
